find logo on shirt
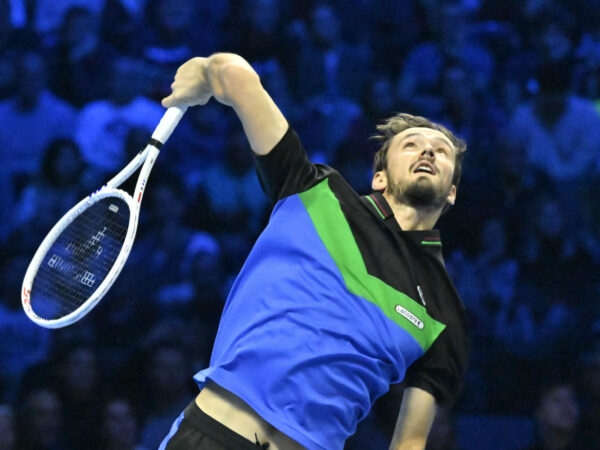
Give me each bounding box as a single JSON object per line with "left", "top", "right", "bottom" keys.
{"left": 395, "top": 305, "right": 424, "bottom": 330}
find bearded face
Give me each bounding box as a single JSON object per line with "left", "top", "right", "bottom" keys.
{"left": 385, "top": 167, "right": 451, "bottom": 211}
{"left": 372, "top": 127, "right": 457, "bottom": 214}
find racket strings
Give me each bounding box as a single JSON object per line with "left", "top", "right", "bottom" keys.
{"left": 30, "top": 197, "right": 131, "bottom": 320}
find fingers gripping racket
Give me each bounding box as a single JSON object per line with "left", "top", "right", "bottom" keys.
{"left": 21, "top": 106, "right": 187, "bottom": 328}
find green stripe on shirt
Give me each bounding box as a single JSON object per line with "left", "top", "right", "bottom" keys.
{"left": 299, "top": 179, "right": 446, "bottom": 352}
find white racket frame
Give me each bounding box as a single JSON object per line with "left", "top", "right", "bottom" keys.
{"left": 22, "top": 106, "right": 187, "bottom": 328}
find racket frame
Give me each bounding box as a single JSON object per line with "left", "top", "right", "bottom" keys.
{"left": 21, "top": 106, "right": 186, "bottom": 328}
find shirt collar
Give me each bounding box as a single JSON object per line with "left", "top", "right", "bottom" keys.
{"left": 363, "top": 191, "right": 442, "bottom": 246}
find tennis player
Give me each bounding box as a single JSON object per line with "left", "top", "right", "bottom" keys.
{"left": 159, "top": 52, "right": 470, "bottom": 450}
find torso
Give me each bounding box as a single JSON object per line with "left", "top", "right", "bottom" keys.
{"left": 192, "top": 128, "right": 469, "bottom": 449}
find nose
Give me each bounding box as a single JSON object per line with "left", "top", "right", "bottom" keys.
{"left": 421, "top": 145, "right": 435, "bottom": 158}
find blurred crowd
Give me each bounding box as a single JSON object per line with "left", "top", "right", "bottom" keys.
{"left": 1, "top": 0, "right": 600, "bottom": 448}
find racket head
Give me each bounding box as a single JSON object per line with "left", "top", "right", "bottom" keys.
{"left": 21, "top": 188, "right": 137, "bottom": 328}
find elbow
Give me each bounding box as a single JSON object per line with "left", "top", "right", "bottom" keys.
{"left": 211, "top": 54, "right": 262, "bottom": 105}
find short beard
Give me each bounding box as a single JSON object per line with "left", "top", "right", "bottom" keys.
{"left": 387, "top": 173, "right": 448, "bottom": 210}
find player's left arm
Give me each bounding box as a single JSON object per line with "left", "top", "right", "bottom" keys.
{"left": 389, "top": 387, "right": 437, "bottom": 450}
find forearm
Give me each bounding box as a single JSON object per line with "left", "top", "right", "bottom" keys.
{"left": 163, "top": 53, "right": 287, "bottom": 155}
{"left": 389, "top": 387, "right": 436, "bottom": 450}
{"left": 389, "top": 436, "right": 428, "bottom": 450}
{"left": 207, "top": 54, "right": 287, "bottom": 154}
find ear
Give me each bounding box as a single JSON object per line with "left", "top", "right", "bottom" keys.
{"left": 446, "top": 185, "right": 457, "bottom": 206}
{"left": 372, "top": 170, "right": 387, "bottom": 191}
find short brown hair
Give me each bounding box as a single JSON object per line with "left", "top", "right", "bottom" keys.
{"left": 371, "top": 113, "right": 467, "bottom": 189}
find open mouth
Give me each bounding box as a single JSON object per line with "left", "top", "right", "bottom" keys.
{"left": 413, "top": 162, "right": 436, "bottom": 175}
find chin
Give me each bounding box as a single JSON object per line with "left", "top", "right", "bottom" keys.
{"left": 404, "top": 185, "right": 443, "bottom": 209}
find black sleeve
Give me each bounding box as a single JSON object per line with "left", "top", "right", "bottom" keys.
{"left": 404, "top": 310, "right": 471, "bottom": 406}
{"left": 253, "top": 126, "right": 334, "bottom": 205}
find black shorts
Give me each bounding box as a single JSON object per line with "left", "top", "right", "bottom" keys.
{"left": 162, "top": 401, "right": 269, "bottom": 450}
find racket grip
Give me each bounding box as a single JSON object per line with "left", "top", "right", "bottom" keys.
{"left": 152, "top": 106, "right": 188, "bottom": 144}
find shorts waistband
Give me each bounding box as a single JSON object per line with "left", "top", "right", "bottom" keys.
{"left": 183, "top": 401, "right": 265, "bottom": 450}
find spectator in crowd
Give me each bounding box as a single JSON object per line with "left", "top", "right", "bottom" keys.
{"left": 289, "top": 3, "right": 367, "bottom": 162}
{"left": 74, "top": 55, "right": 164, "bottom": 177}
{"left": 487, "top": 195, "right": 591, "bottom": 413}
{"left": 166, "top": 101, "right": 233, "bottom": 176}
{"left": 100, "top": 0, "right": 149, "bottom": 54}
{"left": 0, "top": 404, "right": 15, "bottom": 450}
{"left": 0, "top": 49, "right": 77, "bottom": 189}
{"left": 505, "top": 59, "right": 600, "bottom": 224}
{"left": 0, "top": 0, "right": 25, "bottom": 100}
{"left": 445, "top": 217, "right": 521, "bottom": 413}
{"left": 517, "top": 194, "right": 597, "bottom": 303}
{"left": 15, "top": 386, "right": 71, "bottom": 450}
{"left": 521, "top": 378, "right": 582, "bottom": 450}
{"left": 98, "top": 395, "right": 148, "bottom": 450}
{"left": 253, "top": 58, "right": 302, "bottom": 124}
{"left": 224, "top": 0, "right": 294, "bottom": 72}
{"left": 137, "top": 0, "right": 227, "bottom": 100}
{"left": 136, "top": 340, "right": 196, "bottom": 449}
{"left": 291, "top": 2, "right": 372, "bottom": 103}
{"left": 186, "top": 128, "right": 269, "bottom": 260}
{"left": 0, "top": 162, "right": 16, "bottom": 244}
{"left": 520, "top": 1, "right": 577, "bottom": 71}
{"left": 363, "top": 0, "right": 426, "bottom": 76}
{"left": 9, "top": 138, "right": 93, "bottom": 253}
{"left": 490, "top": 129, "right": 550, "bottom": 230}
{"left": 127, "top": 175, "right": 197, "bottom": 295}
{"left": 360, "top": 74, "right": 398, "bottom": 129}
{"left": 2, "top": 0, "right": 27, "bottom": 30}
{"left": 155, "top": 231, "right": 227, "bottom": 320}
{"left": 0, "top": 14, "right": 38, "bottom": 245}
{"left": 0, "top": 254, "right": 52, "bottom": 403}
{"left": 576, "top": 341, "right": 600, "bottom": 448}
{"left": 396, "top": 1, "right": 495, "bottom": 119}
{"left": 31, "top": 0, "right": 105, "bottom": 45}
{"left": 48, "top": 5, "right": 116, "bottom": 108}
{"left": 44, "top": 342, "right": 105, "bottom": 450}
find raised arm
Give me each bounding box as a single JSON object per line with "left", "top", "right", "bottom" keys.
{"left": 389, "top": 387, "right": 437, "bottom": 450}
{"left": 162, "top": 53, "right": 288, "bottom": 155}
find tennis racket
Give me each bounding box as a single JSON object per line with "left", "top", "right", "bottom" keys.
{"left": 21, "top": 105, "right": 187, "bottom": 328}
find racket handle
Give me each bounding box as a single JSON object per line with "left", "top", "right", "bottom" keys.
{"left": 152, "top": 106, "right": 188, "bottom": 144}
